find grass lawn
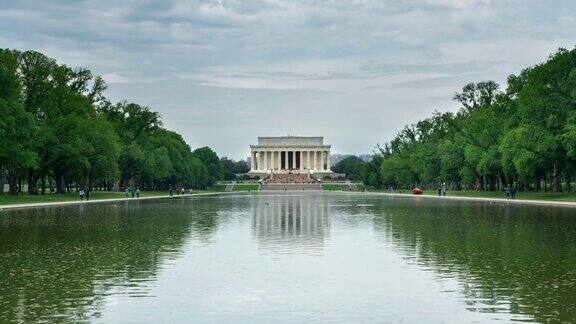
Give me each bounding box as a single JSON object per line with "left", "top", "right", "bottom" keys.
{"left": 0, "top": 190, "right": 171, "bottom": 206}
{"left": 422, "top": 190, "right": 576, "bottom": 202}
{"left": 232, "top": 184, "right": 259, "bottom": 191}
{"left": 361, "top": 187, "right": 576, "bottom": 202}
{"left": 322, "top": 183, "right": 365, "bottom": 191}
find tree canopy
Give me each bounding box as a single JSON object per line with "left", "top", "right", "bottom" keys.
{"left": 371, "top": 47, "right": 576, "bottom": 193}
{"left": 0, "top": 49, "right": 224, "bottom": 195}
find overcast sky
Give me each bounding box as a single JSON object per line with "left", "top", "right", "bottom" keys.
{"left": 1, "top": 0, "right": 575, "bottom": 159}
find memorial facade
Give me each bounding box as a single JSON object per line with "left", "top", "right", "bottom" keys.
{"left": 249, "top": 136, "right": 332, "bottom": 174}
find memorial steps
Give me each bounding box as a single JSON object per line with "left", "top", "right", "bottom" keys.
{"left": 260, "top": 172, "right": 323, "bottom": 191}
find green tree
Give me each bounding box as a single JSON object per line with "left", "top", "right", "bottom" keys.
{"left": 192, "top": 147, "right": 222, "bottom": 186}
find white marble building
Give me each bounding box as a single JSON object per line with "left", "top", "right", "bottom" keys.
{"left": 249, "top": 136, "right": 332, "bottom": 174}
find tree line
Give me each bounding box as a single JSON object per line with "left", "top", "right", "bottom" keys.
{"left": 0, "top": 49, "right": 227, "bottom": 195}
{"left": 372, "top": 47, "right": 576, "bottom": 192}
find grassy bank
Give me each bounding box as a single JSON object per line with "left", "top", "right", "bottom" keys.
{"left": 0, "top": 184, "right": 262, "bottom": 206}
{"left": 0, "top": 190, "right": 188, "bottom": 206}
{"left": 421, "top": 190, "right": 576, "bottom": 202}
{"left": 323, "top": 183, "right": 366, "bottom": 191}
{"left": 364, "top": 188, "right": 576, "bottom": 202}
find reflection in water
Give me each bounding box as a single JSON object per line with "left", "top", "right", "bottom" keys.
{"left": 251, "top": 194, "right": 329, "bottom": 254}
{"left": 0, "top": 199, "right": 218, "bottom": 323}
{"left": 1, "top": 193, "right": 576, "bottom": 322}
{"left": 367, "top": 198, "right": 576, "bottom": 323}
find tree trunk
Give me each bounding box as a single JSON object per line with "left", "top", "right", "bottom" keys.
{"left": 8, "top": 163, "right": 19, "bottom": 195}
{"left": 55, "top": 172, "right": 65, "bottom": 194}
{"left": 488, "top": 176, "right": 495, "bottom": 191}
{"left": 0, "top": 166, "right": 5, "bottom": 196}
{"left": 475, "top": 176, "right": 484, "bottom": 191}
{"left": 41, "top": 175, "right": 46, "bottom": 195}
{"left": 27, "top": 169, "right": 37, "bottom": 195}
{"left": 552, "top": 163, "right": 561, "bottom": 193}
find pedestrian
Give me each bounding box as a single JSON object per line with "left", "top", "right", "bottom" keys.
{"left": 131, "top": 187, "right": 135, "bottom": 198}
{"left": 136, "top": 187, "right": 140, "bottom": 198}
{"left": 125, "top": 187, "right": 130, "bottom": 198}
{"left": 438, "top": 185, "right": 442, "bottom": 197}
{"left": 442, "top": 183, "right": 447, "bottom": 196}
{"left": 511, "top": 186, "right": 517, "bottom": 199}
{"left": 79, "top": 189, "right": 85, "bottom": 201}
{"left": 85, "top": 188, "right": 90, "bottom": 201}
{"left": 504, "top": 186, "right": 510, "bottom": 200}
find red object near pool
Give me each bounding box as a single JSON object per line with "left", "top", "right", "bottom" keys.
{"left": 412, "top": 187, "right": 423, "bottom": 195}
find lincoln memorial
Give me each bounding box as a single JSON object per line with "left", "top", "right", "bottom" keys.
{"left": 249, "top": 136, "right": 332, "bottom": 175}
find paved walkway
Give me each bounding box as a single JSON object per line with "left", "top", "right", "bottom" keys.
{"left": 3, "top": 190, "right": 576, "bottom": 211}
{"left": 0, "top": 192, "right": 233, "bottom": 211}
{"left": 344, "top": 191, "right": 576, "bottom": 208}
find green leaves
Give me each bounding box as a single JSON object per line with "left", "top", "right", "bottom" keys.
{"left": 377, "top": 47, "right": 576, "bottom": 191}
{"left": 1, "top": 48, "right": 221, "bottom": 193}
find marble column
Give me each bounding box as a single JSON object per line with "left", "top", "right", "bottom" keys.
{"left": 251, "top": 151, "right": 255, "bottom": 171}
{"left": 274, "top": 151, "right": 278, "bottom": 170}
{"left": 284, "top": 150, "right": 288, "bottom": 170}
{"left": 299, "top": 151, "right": 303, "bottom": 170}
{"left": 326, "top": 151, "right": 330, "bottom": 171}
{"left": 311, "top": 151, "right": 315, "bottom": 171}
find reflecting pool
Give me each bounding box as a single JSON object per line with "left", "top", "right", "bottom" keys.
{"left": 1, "top": 192, "right": 576, "bottom": 322}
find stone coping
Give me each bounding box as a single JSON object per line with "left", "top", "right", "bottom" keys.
{"left": 0, "top": 192, "right": 235, "bottom": 211}
{"left": 6, "top": 190, "right": 573, "bottom": 211}
{"left": 330, "top": 191, "right": 576, "bottom": 208}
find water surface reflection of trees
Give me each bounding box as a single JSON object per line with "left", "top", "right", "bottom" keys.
{"left": 370, "top": 198, "right": 576, "bottom": 323}
{"left": 0, "top": 198, "right": 219, "bottom": 322}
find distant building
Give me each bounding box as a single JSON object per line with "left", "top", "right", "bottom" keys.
{"left": 249, "top": 136, "right": 332, "bottom": 175}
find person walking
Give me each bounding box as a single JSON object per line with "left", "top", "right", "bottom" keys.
{"left": 79, "top": 189, "right": 85, "bottom": 201}
{"left": 136, "top": 187, "right": 140, "bottom": 198}
{"left": 131, "top": 187, "right": 135, "bottom": 198}
{"left": 125, "top": 187, "right": 130, "bottom": 198}
{"left": 85, "top": 188, "right": 90, "bottom": 201}
{"left": 442, "top": 183, "right": 447, "bottom": 196}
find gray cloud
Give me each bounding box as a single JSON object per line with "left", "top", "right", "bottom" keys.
{"left": 1, "top": 0, "right": 575, "bottom": 158}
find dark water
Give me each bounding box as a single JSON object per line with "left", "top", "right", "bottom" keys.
{"left": 1, "top": 192, "right": 575, "bottom": 323}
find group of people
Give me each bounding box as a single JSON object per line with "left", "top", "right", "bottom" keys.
{"left": 437, "top": 183, "right": 447, "bottom": 196}
{"left": 124, "top": 187, "right": 141, "bottom": 198}
{"left": 266, "top": 173, "right": 317, "bottom": 184}
{"left": 79, "top": 188, "right": 90, "bottom": 201}
{"left": 504, "top": 186, "right": 517, "bottom": 200}
{"left": 169, "top": 187, "right": 193, "bottom": 196}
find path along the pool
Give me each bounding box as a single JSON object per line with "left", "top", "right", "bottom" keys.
{"left": 0, "top": 192, "right": 232, "bottom": 211}
{"left": 351, "top": 191, "right": 576, "bottom": 208}
{"left": 3, "top": 191, "right": 576, "bottom": 211}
